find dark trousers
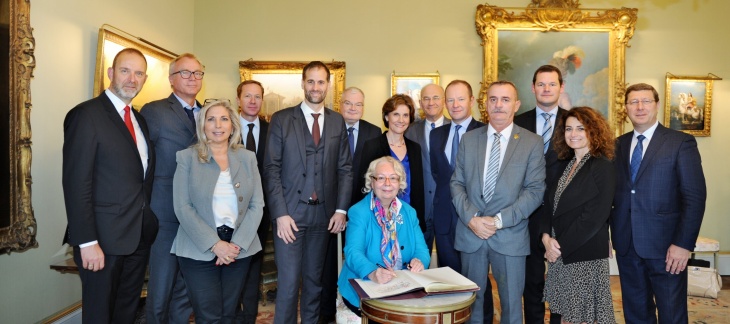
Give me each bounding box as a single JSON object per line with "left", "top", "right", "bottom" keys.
{"left": 435, "top": 233, "right": 461, "bottom": 272}
{"left": 178, "top": 225, "right": 251, "bottom": 324}
{"left": 319, "top": 232, "right": 339, "bottom": 319}
{"left": 146, "top": 221, "right": 192, "bottom": 324}
{"left": 236, "top": 217, "right": 270, "bottom": 324}
{"left": 616, "top": 244, "right": 689, "bottom": 324}
{"left": 523, "top": 222, "right": 561, "bottom": 323}
{"left": 423, "top": 217, "right": 435, "bottom": 256}
{"left": 273, "top": 203, "right": 329, "bottom": 324}
{"left": 73, "top": 241, "right": 150, "bottom": 324}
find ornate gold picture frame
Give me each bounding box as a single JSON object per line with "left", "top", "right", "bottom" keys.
{"left": 239, "top": 60, "right": 346, "bottom": 120}
{"left": 94, "top": 25, "right": 177, "bottom": 109}
{"left": 2, "top": 0, "right": 36, "bottom": 254}
{"left": 475, "top": 1, "right": 637, "bottom": 135}
{"left": 664, "top": 73, "right": 720, "bottom": 137}
{"left": 391, "top": 71, "right": 440, "bottom": 119}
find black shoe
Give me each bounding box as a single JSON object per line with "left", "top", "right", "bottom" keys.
{"left": 317, "top": 314, "right": 336, "bottom": 324}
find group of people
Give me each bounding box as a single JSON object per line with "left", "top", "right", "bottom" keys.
{"left": 62, "top": 47, "right": 706, "bottom": 324}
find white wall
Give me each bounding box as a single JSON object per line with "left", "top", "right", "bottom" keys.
{"left": 0, "top": 1, "right": 194, "bottom": 322}
{"left": 1, "top": 0, "right": 728, "bottom": 322}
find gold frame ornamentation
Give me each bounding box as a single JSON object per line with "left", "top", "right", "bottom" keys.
{"left": 663, "top": 73, "right": 721, "bottom": 137}
{"left": 2, "top": 0, "right": 37, "bottom": 254}
{"left": 391, "top": 71, "right": 440, "bottom": 119}
{"left": 93, "top": 25, "right": 177, "bottom": 109}
{"left": 239, "top": 60, "right": 346, "bottom": 120}
{"left": 475, "top": 0, "right": 637, "bottom": 135}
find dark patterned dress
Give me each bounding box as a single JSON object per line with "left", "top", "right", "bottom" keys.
{"left": 543, "top": 153, "right": 616, "bottom": 323}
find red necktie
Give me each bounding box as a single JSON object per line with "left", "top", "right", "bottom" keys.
{"left": 124, "top": 106, "right": 137, "bottom": 143}
{"left": 312, "top": 113, "right": 321, "bottom": 146}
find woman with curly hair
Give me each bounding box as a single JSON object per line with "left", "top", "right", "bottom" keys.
{"left": 540, "top": 106, "right": 616, "bottom": 324}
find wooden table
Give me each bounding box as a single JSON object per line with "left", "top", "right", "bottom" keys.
{"left": 360, "top": 292, "right": 475, "bottom": 324}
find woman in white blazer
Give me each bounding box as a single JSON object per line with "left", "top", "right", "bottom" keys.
{"left": 172, "top": 99, "right": 264, "bottom": 323}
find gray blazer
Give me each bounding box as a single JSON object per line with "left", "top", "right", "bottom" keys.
{"left": 450, "top": 125, "right": 546, "bottom": 256}
{"left": 263, "top": 104, "right": 352, "bottom": 220}
{"left": 140, "top": 94, "right": 198, "bottom": 224}
{"left": 405, "top": 117, "right": 450, "bottom": 224}
{"left": 171, "top": 147, "right": 265, "bottom": 261}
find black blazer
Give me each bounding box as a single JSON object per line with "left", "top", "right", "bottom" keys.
{"left": 356, "top": 132, "right": 426, "bottom": 232}
{"left": 243, "top": 117, "right": 269, "bottom": 237}
{"left": 350, "top": 120, "right": 382, "bottom": 206}
{"left": 540, "top": 156, "right": 616, "bottom": 264}
{"left": 62, "top": 92, "right": 158, "bottom": 255}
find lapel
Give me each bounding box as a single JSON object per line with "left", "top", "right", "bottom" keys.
{"left": 432, "top": 126, "right": 449, "bottom": 159}
{"left": 525, "top": 109, "right": 538, "bottom": 132}
{"left": 256, "top": 117, "right": 268, "bottom": 162}
{"left": 100, "top": 93, "right": 141, "bottom": 156}
{"left": 321, "top": 108, "right": 333, "bottom": 163}
{"left": 228, "top": 151, "right": 242, "bottom": 191}
{"left": 168, "top": 94, "right": 196, "bottom": 135}
{"left": 618, "top": 132, "right": 632, "bottom": 179}
{"left": 475, "top": 127, "right": 489, "bottom": 189}
{"left": 635, "top": 124, "right": 668, "bottom": 183}
{"left": 547, "top": 108, "right": 565, "bottom": 153}
{"left": 292, "top": 105, "right": 308, "bottom": 168}
{"left": 552, "top": 158, "right": 596, "bottom": 217}
{"left": 499, "top": 126, "right": 522, "bottom": 175}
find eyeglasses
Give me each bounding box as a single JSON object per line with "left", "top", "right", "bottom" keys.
{"left": 421, "top": 96, "right": 441, "bottom": 102}
{"left": 203, "top": 98, "right": 231, "bottom": 106}
{"left": 371, "top": 175, "right": 400, "bottom": 184}
{"left": 171, "top": 70, "right": 205, "bottom": 80}
{"left": 626, "top": 99, "right": 655, "bottom": 106}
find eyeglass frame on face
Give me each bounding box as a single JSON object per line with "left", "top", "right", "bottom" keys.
{"left": 626, "top": 99, "right": 656, "bottom": 106}
{"left": 371, "top": 174, "right": 400, "bottom": 185}
{"left": 171, "top": 69, "right": 205, "bottom": 80}
{"left": 204, "top": 98, "right": 231, "bottom": 106}
{"left": 421, "top": 95, "right": 442, "bottom": 102}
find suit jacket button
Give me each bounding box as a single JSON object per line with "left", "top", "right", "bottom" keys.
{"left": 235, "top": 182, "right": 240, "bottom": 188}
{"left": 297, "top": 190, "right": 301, "bottom": 194}
{"left": 238, "top": 196, "right": 243, "bottom": 202}
{"left": 631, "top": 190, "right": 635, "bottom": 194}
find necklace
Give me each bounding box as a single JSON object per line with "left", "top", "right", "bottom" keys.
{"left": 389, "top": 140, "right": 405, "bottom": 148}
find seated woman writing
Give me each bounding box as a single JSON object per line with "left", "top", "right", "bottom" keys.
{"left": 338, "top": 156, "right": 431, "bottom": 318}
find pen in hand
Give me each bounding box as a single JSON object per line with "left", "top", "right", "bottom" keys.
{"left": 377, "top": 263, "right": 397, "bottom": 277}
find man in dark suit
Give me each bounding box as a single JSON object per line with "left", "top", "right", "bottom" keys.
{"left": 63, "top": 48, "right": 158, "bottom": 323}
{"left": 612, "top": 83, "right": 706, "bottom": 324}
{"left": 430, "top": 80, "right": 484, "bottom": 272}
{"left": 405, "top": 83, "right": 450, "bottom": 254}
{"left": 318, "top": 86, "right": 379, "bottom": 324}
{"left": 139, "top": 53, "right": 203, "bottom": 324}
{"left": 430, "top": 80, "right": 491, "bottom": 320}
{"left": 513, "top": 64, "right": 568, "bottom": 324}
{"left": 451, "top": 81, "right": 545, "bottom": 324}
{"left": 235, "top": 79, "right": 270, "bottom": 324}
{"left": 264, "top": 61, "right": 352, "bottom": 324}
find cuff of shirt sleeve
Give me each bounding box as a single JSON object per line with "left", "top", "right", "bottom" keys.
{"left": 495, "top": 213, "right": 503, "bottom": 229}
{"left": 79, "top": 240, "right": 98, "bottom": 248}
{"left": 336, "top": 209, "right": 347, "bottom": 215}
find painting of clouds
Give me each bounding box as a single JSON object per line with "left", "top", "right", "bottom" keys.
{"left": 497, "top": 30, "right": 610, "bottom": 117}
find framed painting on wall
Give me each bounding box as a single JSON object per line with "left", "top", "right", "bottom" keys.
{"left": 238, "top": 60, "right": 346, "bottom": 121}
{"left": 664, "top": 73, "right": 720, "bottom": 137}
{"left": 475, "top": 1, "right": 638, "bottom": 135}
{"left": 94, "top": 24, "right": 177, "bottom": 110}
{"left": 391, "top": 71, "right": 440, "bottom": 120}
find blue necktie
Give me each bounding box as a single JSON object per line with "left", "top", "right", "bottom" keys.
{"left": 347, "top": 127, "right": 355, "bottom": 157}
{"left": 431, "top": 122, "right": 436, "bottom": 129}
{"left": 450, "top": 125, "right": 462, "bottom": 169}
{"left": 541, "top": 112, "right": 553, "bottom": 154}
{"left": 630, "top": 135, "right": 646, "bottom": 183}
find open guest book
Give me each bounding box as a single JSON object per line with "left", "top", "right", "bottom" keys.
{"left": 349, "top": 266, "right": 479, "bottom": 300}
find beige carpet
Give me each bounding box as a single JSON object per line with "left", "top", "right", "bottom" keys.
{"left": 254, "top": 276, "right": 730, "bottom": 323}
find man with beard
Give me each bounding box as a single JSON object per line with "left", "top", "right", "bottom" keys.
{"left": 264, "top": 61, "right": 352, "bottom": 324}
{"left": 405, "top": 83, "right": 450, "bottom": 255}
{"left": 513, "top": 64, "right": 568, "bottom": 323}
{"left": 140, "top": 53, "right": 204, "bottom": 324}
{"left": 62, "top": 48, "right": 158, "bottom": 323}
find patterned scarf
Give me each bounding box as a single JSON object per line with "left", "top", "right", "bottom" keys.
{"left": 372, "top": 194, "right": 402, "bottom": 270}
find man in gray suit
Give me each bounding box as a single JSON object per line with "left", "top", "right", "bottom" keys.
{"left": 264, "top": 61, "right": 352, "bottom": 324}
{"left": 405, "top": 83, "right": 449, "bottom": 254}
{"left": 139, "top": 53, "right": 203, "bottom": 323}
{"left": 451, "top": 81, "right": 546, "bottom": 324}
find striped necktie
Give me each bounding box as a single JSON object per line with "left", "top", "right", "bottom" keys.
{"left": 630, "top": 135, "right": 645, "bottom": 183}
{"left": 450, "top": 125, "right": 462, "bottom": 169}
{"left": 541, "top": 112, "right": 553, "bottom": 154}
{"left": 483, "top": 133, "right": 502, "bottom": 204}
